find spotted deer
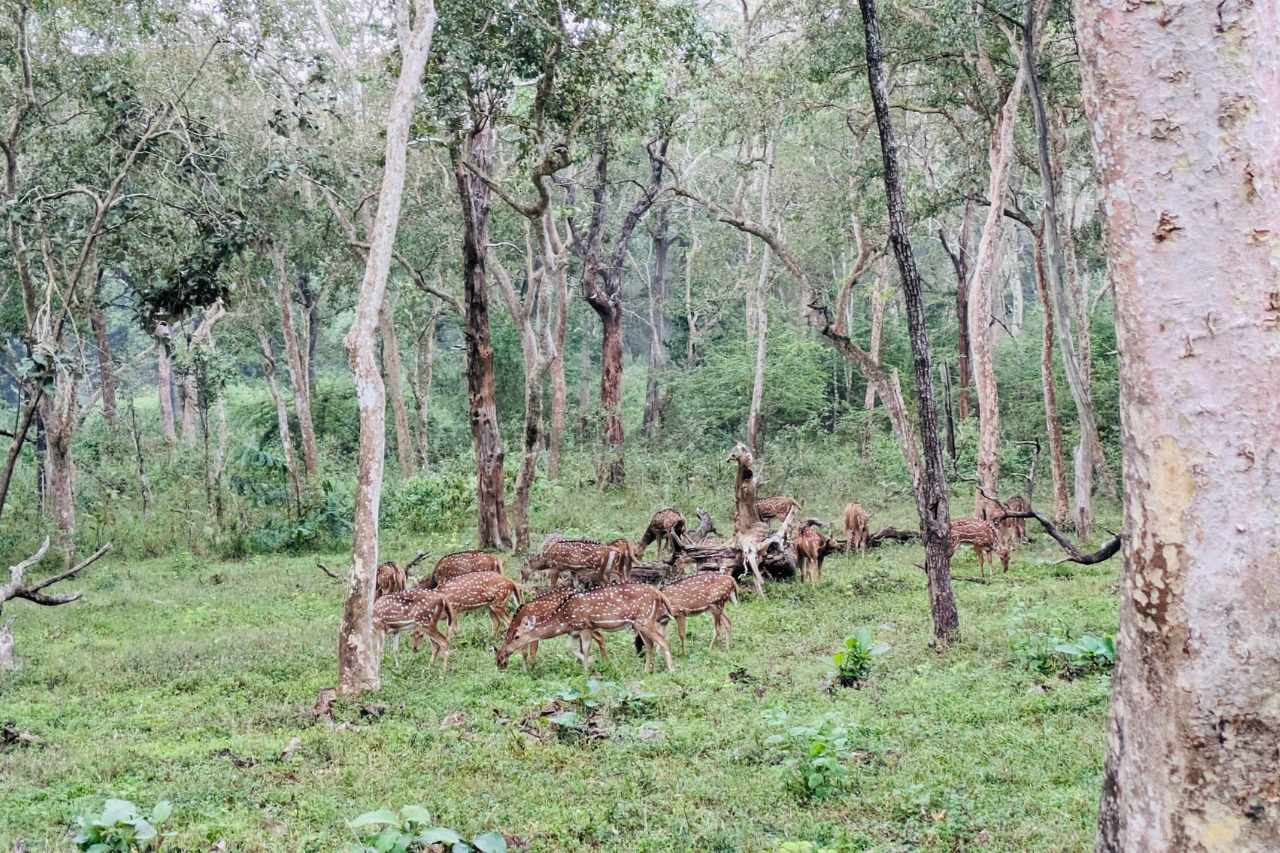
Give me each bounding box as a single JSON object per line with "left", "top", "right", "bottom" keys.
{"left": 755, "top": 495, "right": 800, "bottom": 522}
{"left": 637, "top": 507, "right": 687, "bottom": 559}
{"left": 496, "top": 583, "right": 675, "bottom": 673}
{"left": 495, "top": 585, "right": 606, "bottom": 669}
{"left": 1001, "top": 495, "right": 1030, "bottom": 545}
{"left": 418, "top": 551, "right": 503, "bottom": 590}
{"left": 376, "top": 561, "right": 408, "bottom": 599}
{"left": 947, "top": 517, "right": 1010, "bottom": 577}
{"left": 842, "top": 503, "right": 871, "bottom": 555}
{"left": 437, "top": 572, "right": 521, "bottom": 639}
{"left": 796, "top": 521, "right": 837, "bottom": 583}
{"left": 656, "top": 572, "right": 737, "bottom": 653}
{"left": 372, "top": 588, "right": 456, "bottom": 669}
{"left": 521, "top": 537, "right": 628, "bottom": 588}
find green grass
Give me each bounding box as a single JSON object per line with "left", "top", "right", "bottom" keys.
{"left": 0, "top": 482, "right": 1118, "bottom": 851}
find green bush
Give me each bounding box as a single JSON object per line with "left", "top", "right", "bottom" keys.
{"left": 344, "top": 805, "right": 506, "bottom": 853}
{"left": 764, "top": 712, "right": 854, "bottom": 801}
{"left": 832, "top": 627, "right": 889, "bottom": 686}
{"left": 73, "top": 798, "right": 172, "bottom": 851}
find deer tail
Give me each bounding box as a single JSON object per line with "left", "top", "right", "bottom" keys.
{"left": 655, "top": 590, "right": 675, "bottom": 624}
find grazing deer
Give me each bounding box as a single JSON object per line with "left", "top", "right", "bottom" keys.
{"left": 521, "top": 537, "right": 627, "bottom": 588}
{"left": 437, "top": 572, "right": 521, "bottom": 639}
{"left": 376, "top": 561, "right": 408, "bottom": 599}
{"left": 496, "top": 586, "right": 606, "bottom": 669}
{"left": 755, "top": 495, "right": 800, "bottom": 522}
{"left": 496, "top": 583, "right": 675, "bottom": 673}
{"left": 842, "top": 503, "right": 871, "bottom": 555}
{"left": 418, "top": 551, "right": 503, "bottom": 589}
{"left": 796, "top": 521, "right": 838, "bottom": 583}
{"left": 637, "top": 507, "right": 687, "bottom": 559}
{"left": 657, "top": 572, "right": 737, "bottom": 653}
{"left": 947, "top": 517, "right": 1011, "bottom": 577}
{"left": 1001, "top": 495, "right": 1030, "bottom": 544}
{"left": 372, "top": 588, "right": 456, "bottom": 668}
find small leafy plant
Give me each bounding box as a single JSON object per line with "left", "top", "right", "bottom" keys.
{"left": 1054, "top": 634, "right": 1116, "bottom": 674}
{"left": 344, "top": 805, "right": 506, "bottom": 853}
{"left": 73, "top": 798, "right": 172, "bottom": 851}
{"left": 765, "top": 712, "right": 854, "bottom": 801}
{"left": 832, "top": 627, "right": 888, "bottom": 685}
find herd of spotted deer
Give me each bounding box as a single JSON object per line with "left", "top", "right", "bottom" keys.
{"left": 368, "top": 493, "right": 1032, "bottom": 676}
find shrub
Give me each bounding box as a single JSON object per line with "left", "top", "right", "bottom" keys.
{"left": 765, "top": 712, "right": 854, "bottom": 801}
{"left": 344, "top": 805, "right": 506, "bottom": 853}
{"left": 73, "top": 798, "right": 172, "bottom": 851}
{"left": 1054, "top": 634, "right": 1116, "bottom": 674}
{"left": 832, "top": 627, "right": 889, "bottom": 686}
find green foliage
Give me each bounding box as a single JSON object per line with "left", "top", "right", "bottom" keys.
{"left": 832, "top": 627, "right": 889, "bottom": 685}
{"left": 73, "top": 798, "right": 172, "bottom": 851}
{"left": 1007, "top": 605, "right": 1115, "bottom": 678}
{"left": 775, "top": 843, "right": 835, "bottom": 853}
{"left": 1053, "top": 635, "right": 1116, "bottom": 674}
{"left": 765, "top": 712, "right": 855, "bottom": 801}
{"left": 344, "top": 805, "right": 506, "bottom": 853}
{"left": 385, "top": 467, "right": 476, "bottom": 535}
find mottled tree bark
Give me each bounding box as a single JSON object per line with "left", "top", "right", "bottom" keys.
{"left": 641, "top": 204, "right": 672, "bottom": 440}
{"left": 38, "top": 375, "right": 78, "bottom": 568}
{"left": 940, "top": 202, "right": 975, "bottom": 419}
{"left": 453, "top": 122, "right": 512, "bottom": 548}
{"left": 337, "top": 0, "right": 436, "bottom": 696}
{"left": 155, "top": 324, "right": 177, "bottom": 445}
{"left": 860, "top": 278, "right": 885, "bottom": 462}
{"left": 411, "top": 309, "right": 437, "bottom": 468}
{"left": 1077, "top": 1, "right": 1280, "bottom": 848}
{"left": 257, "top": 327, "right": 302, "bottom": 515}
{"left": 545, "top": 212, "right": 570, "bottom": 476}
{"left": 89, "top": 281, "right": 116, "bottom": 429}
{"left": 379, "top": 297, "right": 417, "bottom": 478}
{"left": 860, "top": 0, "right": 958, "bottom": 646}
{"left": 1032, "top": 232, "right": 1069, "bottom": 526}
{"left": 272, "top": 246, "right": 320, "bottom": 479}
{"left": 745, "top": 137, "right": 775, "bottom": 456}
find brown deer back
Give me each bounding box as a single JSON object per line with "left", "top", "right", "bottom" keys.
{"left": 660, "top": 572, "right": 736, "bottom": 617}
{"left": 421, "top": 551, "right": 503, "bottom": 589}
{"left": 556, "top": 583, "right": 669, "bottom": 630}
{"left": 373, "top": 587, "right": 443, "bottom": 630}
{"left": 502, "top": 585, "right": 577, "bottom": 647}
{"left": 843, "top": 503, "right": 870, "bottom": 536}
{"left": 438, "top": 572, "right": 518, "bottom": 609}
{"left": 949, "top": 517, "right": 1001, "bottom": 548}
{"left": 796, "top": 524, "right": 828, "bottom": 562}
{"left": 756, "top": 495, "right": 799, "bottom": 521}
{"left": 376, "top": 561, "right": 408, "bottom": 599}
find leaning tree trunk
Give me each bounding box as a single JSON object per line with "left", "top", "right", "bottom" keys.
{"left": 1032, "top": 232, "right": 1070, "bottom": 526}
{"left": 273, "top": 248, "right": 320, "bottom": 480}
{"left": 1078, "top": 1, "right": 1280, "bottom": 849}
{"left": 39, "top": 375, "right": 78, "bottom": 568}
{"left": 379, "top": 298, "right": 417, "bottom": 478}
{"left": 967, "top": 58, "right": 1027, "bottom": 515}
{"left": 860, "top": 277, "right": 885, "bottom": 462}
{"left": 453, "top": 121, "right": 512, "bottom": 549}
{"left": 745, "top": 137, "right": 776, "bottom": 456}
{"left": 337, "top": 0, "right": 436, "bottom": 697}
{"left": 860, "top": 0, "right": 959, "bottom": 646}
{"left": 155, "top": 325, "right": 177, "bottom": 445}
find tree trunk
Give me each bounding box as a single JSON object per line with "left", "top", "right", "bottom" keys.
{"left": 860, "top": 0, "right": 959, "bottom": 646}
{"left": 576, "top": 338, "right": 592, "bottom": 440}
{"left": 379, "top": 298, "right": 417, "bottom": 478}
{"left": 860, "top": 278, "right": 885, "bottom": 462}
{"left": 597, "top": 303, "right": 625, "bottom": 485}
{"left": 746, "top": 137, "right": 775, "bottom": 456}
{"left": 297, "top": 272, "right": 320, "bottom": 398}
{"left": 0, "top": 387, "right": 41, "bottom": 524}
{"left": 941, "top": 202, "right": 975, "bottom": 420}
{"left": 967, "top": 56, "right": 1027, "bottom": 513}
{"left": 1078, "top": 1, "right": 1280, "bottom": 848}
{"left": 179, "top": 354, "right": 198, "bottom": 447}
{"left": 257, "top": 328, "right": 302, "bottom": 516}
{"left": 337, "top": 0, "right": 436, "bottom": 697}
{"left": 272, "top": 245, "right": 320, "bottom": 479}
{"left": 411, "top": 310, "right": 437, "bottom": 469}
{"left": 89, "top": 289, "right": 117, "bottom": 429}
{"left": 453, "top": 121, "right": 512, "bottom": 549}
{"left": 155, "top": 326, "right": 177, "bottom": 445}
{"left": 1033, "top": 232, "right": 1070, "bottom": 526}
{"left": 641, "top": 205, "right": 671, "bottom": 440}
{"left": 545, "top": 212, "right": 570, "bottom": 476}
{"left": 39, "top": 375, "right": 78, "bottom": 568}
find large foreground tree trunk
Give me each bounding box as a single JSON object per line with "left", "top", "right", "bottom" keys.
{"left": 453, "top": 121, "right": 512, "bottom": 549}
{"left": 1078, "top": 1, "right": 1280, "bottom": 848}
{"left": 337, "top": 0, "right": 436, "bottom": 697}
{"left": 859, "top": 0, "right": 958, "bottom": 646}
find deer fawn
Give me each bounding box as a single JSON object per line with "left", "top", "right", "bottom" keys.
{"left": 495, "top": 586, "right": 606, "bottom": 669}
{"left": 948, "top": 518, "right": 1011, "bottom": 577}
{"left": 657, "top": 572, "right": 737, "bottom": 653}
{"left": 638, "top": 507, "right": 687, "bottom": 559}
{"left": 497, "top": 583, "right": 675, "bottom": 673}
{"left": 755, "top": 495, "right": 800, "bottom": 522}
{"left": 372, "top": 588, "right": 456, "bottom": 669}
{"left": 418, "top": 551, "right": 503, "bottom": 589}
{"left": 842, "top": 503, "right": 870, "bottom": 555}
{"left": 376, "top": 561, "right": 408, "bottom": 599}
{"left": 1001, "top": 495, "right": 1030, "bottom": 544}
{"left": 796, "top": 521, "right": 837, "bottom": 583}
{"left": 437, "top": 572, "right": 521, "bottom": 640}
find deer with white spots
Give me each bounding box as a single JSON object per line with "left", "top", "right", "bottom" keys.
{"left": 947, "top": 517, "right": 1010, "bottom": 577}
{"left": 494, "top": 585, "right": 607, "bottom": 670}
{"left": 755, "top": 495, "right": 799, "bottom": 522}
{"left": 796, "top": 521, "right": 838, "bottom": 583}
{"left": 437, "top": 572, "right": 521, "bottom": 640}
{"left": 376, "top": 560, "right": 408, "bottom": 599}
{"left": 372, "top": 588, "right": 456, "bottom": 669}
{"left": 521, "top": 537, "right": 630, "bottom": 588}
{"left": 657, "top": 572, "right": 737, "bottom": 654}
{"left": 417, "top": 551, "right": 503, "bottom": 589}
{"left": 497, "top": 583, "right": 675, "bottom": 673}
{"left": 637, "top": 507, "right": 687, "bottom": 559}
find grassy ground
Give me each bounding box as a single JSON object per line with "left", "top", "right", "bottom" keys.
{"left": 0, "top": 474, "right": 1119, "bottom": 851}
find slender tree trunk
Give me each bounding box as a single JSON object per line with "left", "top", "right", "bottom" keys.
{"left": 576, "top": 338, "right": 592, "bottom": 440}
{"left": 379, "top": 298, "right": 417, "bottom": 478}
{"left": 597, "top": 303, "right": 625, "bottom": 484}
{"left": 337, "top": 0, "right": 436, "bottom": 697}
{"left": 1033, "top": 233, "right": 1069, "bottom": 526}
{"left": 39, "top": 375, "right": 78, "bottom": 568}
{"left": 546, "top": 213, "right": 569, "bottom": 476}
{"left": 0, "top": 387, "right": 42, "bottom": 525}
{"left": 968, "top": 56, "right": 1028, "bottom": 514}
{"left": 126, "top": 395, "right": 151, "bottom": 516}
{"left": 297, "top": 272, "right": 320, "bottom": 397}
{"left": 257, "top": 328, "right": 302, "bottom": 516}
{"left": 155, "top": 326, "right": 177, "bottom": 445}
{"left": 511, "top": 361, "right": 544, "bottom": 552}
{"left": 861, "top": 278, "right": 885, "bottom": 462}
{"left": 272, "top": 246, "right": 320, "bottom": 479}
{"left": 1079, "top": 1, "right": 1280, "bottom": 848}
{"left": 180, "top": 358, "right": 198, "bottom": 447}
{"left": 411, "top": 310, "right": 436, "bottom": 469}
{"left": 951, "top": 203, "right": 975, "bottom": 419}
{"left": 860, "top": 0, "right": 959, "bottom": 646}
{"left": 746, "top": 137, "right": 775, "bottom": 456}
{"left": 453, "top": 121, "right": 512, "bottom": 549}
{"left": 89, "top": 291, "right": 117, "bottom": 429}
{"left": 641, "top": 205, "right": 671, "bottom": 440}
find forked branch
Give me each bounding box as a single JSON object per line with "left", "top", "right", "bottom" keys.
{"left": 995, "top": 510, "right": 1121, "bottom": 564}
{"left": 1, "top": 539, "right": 113, "bottom": 612}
